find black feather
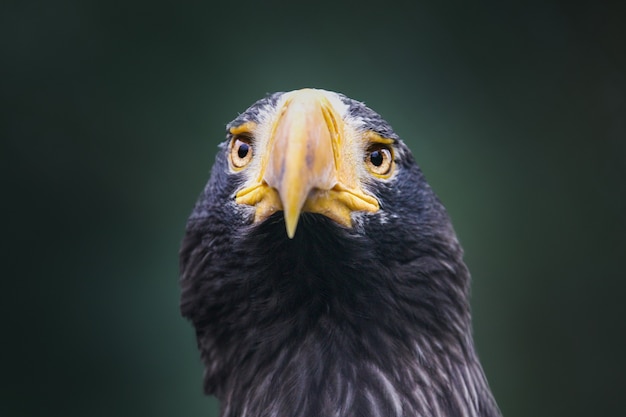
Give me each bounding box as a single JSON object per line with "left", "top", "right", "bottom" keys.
{"left": 180, "top": 92, "right": 501, "bottom": 417}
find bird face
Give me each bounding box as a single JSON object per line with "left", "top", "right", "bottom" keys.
{"left": 180, "top": 89, "right": 501, "bottom": 417}
{"left": 225, "top": 88, "right": 400, "bottom": 238}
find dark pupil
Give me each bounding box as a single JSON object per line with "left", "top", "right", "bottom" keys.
{"left": 237, "top": 143, "right": 249, "bottom": 159}
{"left": 370, "top": 150, "right": 383, "bottom": 166}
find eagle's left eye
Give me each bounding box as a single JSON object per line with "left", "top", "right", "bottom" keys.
{"left": 230, "top": 136, "right": 253, "bottom": 169}
{"left": 365, "top": 144, "right": 393, "bottom": 177}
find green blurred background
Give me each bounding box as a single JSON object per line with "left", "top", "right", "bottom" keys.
{"left": 3, "top": 1, "right": 624, "bottom": 416}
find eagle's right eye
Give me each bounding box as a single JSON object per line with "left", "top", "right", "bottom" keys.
{"left": 230, "top": 136, "right": 253, "bottom": 169}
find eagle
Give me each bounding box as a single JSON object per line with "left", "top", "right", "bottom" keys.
{"left": 179, "top": 88, "right": 502, "bottom": 417}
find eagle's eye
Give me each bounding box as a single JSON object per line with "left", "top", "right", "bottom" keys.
{"left": 230, "top": 136, "right": 253, "bottom": 169}
{"left": 365, "top": 144, "right": 393, "bottom": 177}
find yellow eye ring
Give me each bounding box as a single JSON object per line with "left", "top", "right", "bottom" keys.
{"left": 230, "top": 136, "right": 253, "bottom": 169}
{"left": 365, "top": 144, "right": 393, "bottom": 177}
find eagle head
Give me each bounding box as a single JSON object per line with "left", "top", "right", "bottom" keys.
{"left": 180, "top": 88, "right": 501, "bottom": 417}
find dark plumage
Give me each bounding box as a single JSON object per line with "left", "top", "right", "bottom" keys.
{"left": 180, "top": 89, "right": 501, "bottom": 417}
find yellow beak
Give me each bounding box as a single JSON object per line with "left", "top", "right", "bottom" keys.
{"left": 235, "top": 89, "right": 379, "bottom": 238}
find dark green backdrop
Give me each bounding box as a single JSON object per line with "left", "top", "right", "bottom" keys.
{"left": 3, "top": 1, "right": 624, "bottom": 416}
